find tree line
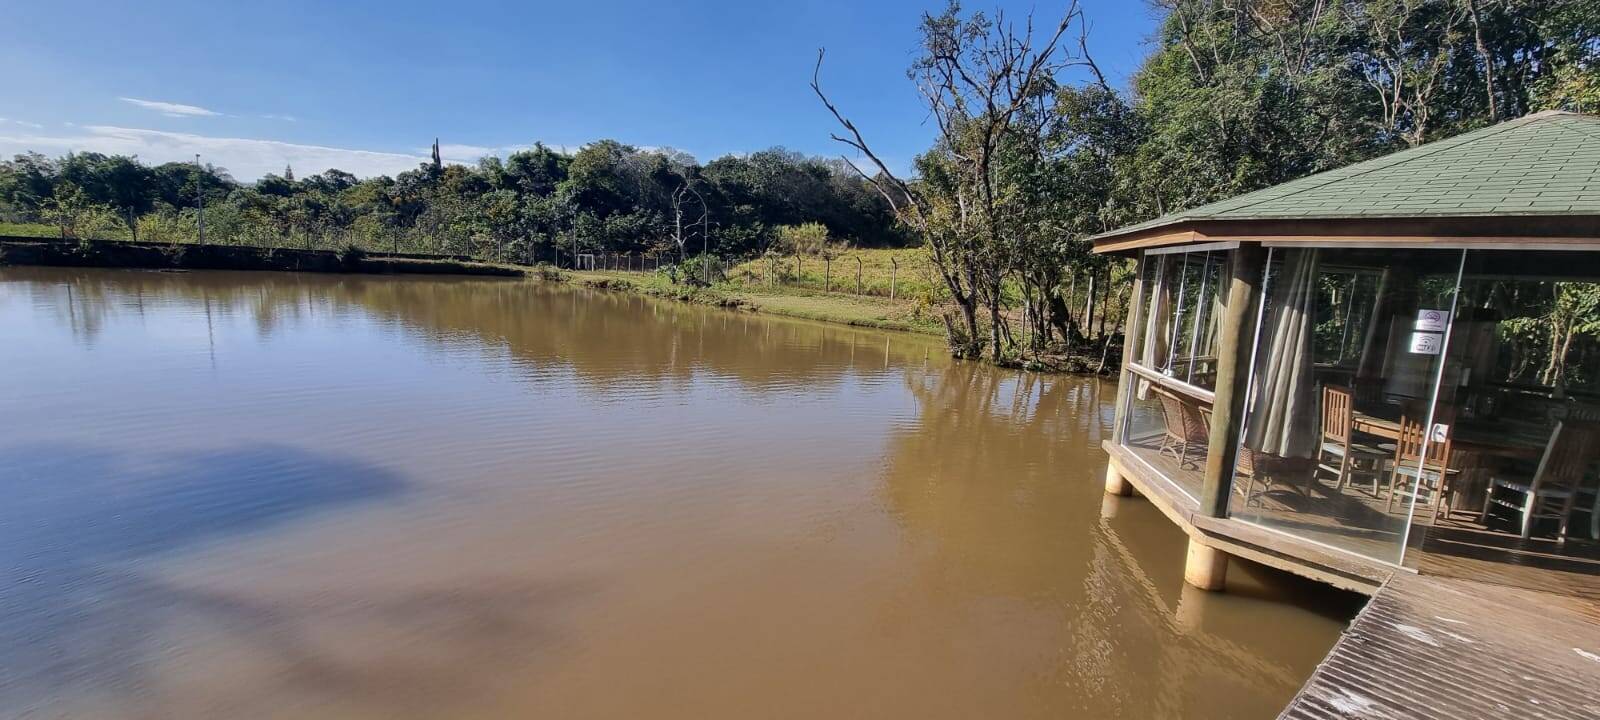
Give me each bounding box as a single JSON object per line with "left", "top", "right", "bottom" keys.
{"left": 814, "top": 0, "right": 1597, "bottom": 362}
{"left": 0, "top": 141, "right": 904, "bottom": 262}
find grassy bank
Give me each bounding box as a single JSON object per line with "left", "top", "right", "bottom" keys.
{"left": 559, "top": 269, "right": 1117, "bottom": 372}
{"left": 564, "top": 269, "right": 946, "bottom": 336}
{"left": 725, "top": 247, "right": 940, "bottom": 301}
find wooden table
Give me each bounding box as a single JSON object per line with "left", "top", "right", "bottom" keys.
{"left": 1350, "top": 412, "right": 1544, "bottom": 460}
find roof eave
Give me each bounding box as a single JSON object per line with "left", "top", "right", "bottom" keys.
{"left": 1091, "top": 214, "right": 1600, "bottom": 255}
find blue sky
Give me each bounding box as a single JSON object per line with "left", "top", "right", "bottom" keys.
{"left": 0, "top": 0, "right": 1160, "bottom": 180}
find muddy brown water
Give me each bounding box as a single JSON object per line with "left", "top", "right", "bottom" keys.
{"left": 0, "top": 267, "right": 1357, "bottom": 719}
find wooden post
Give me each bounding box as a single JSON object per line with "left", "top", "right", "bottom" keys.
{"left": 825, "top": 258, "right": 832, "bottom": 292}
{"left": 1200, "top": 242, "right": 1266, "bottom": 518}
{"left": 1184, "top": 538, "right": 1228, "bottom": 591}
{"left": 1105, "top": 461, "right": 1132, "bottom": 496}
{"left": 856, "top": 257, "right": 863, "bottom": 295}
{"left": 890, "top": 258, "right": 898, "bottom": 301}
{"left": 795, "top": 254, "right": 801, "bottom": 287}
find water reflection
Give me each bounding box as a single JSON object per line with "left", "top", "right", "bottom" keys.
{"left": 0, "top": 267, "right": 1350, "bottom": 719}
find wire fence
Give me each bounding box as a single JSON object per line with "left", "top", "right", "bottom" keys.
{"left": 574, "top": 251, "right": 911, "bottom": 300}
{"left": 16, "top": 221, "right": 922, "bottom": 300}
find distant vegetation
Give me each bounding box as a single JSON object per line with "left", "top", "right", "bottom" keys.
{"left": 0, "top": 143, "right": 905, "bottom": 262}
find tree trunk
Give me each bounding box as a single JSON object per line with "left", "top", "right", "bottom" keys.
{"left": 1098, "top": 266, "right": 1111, "bottom": 339}
{"left": 1083, "top": 271, "right": 1097, "bottom": 341}
{"left": 1048, "top": 290, "right": 1078, "bottom": 345}
{"left": 1467, "top": 0, "right": 1498, "bottom": 121}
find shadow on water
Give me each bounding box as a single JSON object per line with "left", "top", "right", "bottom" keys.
{"left": 0, "top": 444, "right": 408, "bottom": 709}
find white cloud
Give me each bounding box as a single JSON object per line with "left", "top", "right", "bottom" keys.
{"left": 0, "top": 117, "right": 44, "bottom": 129}
{"left": 417, "top": 142, "right": 557, "bottom": 165}
{"left": 0, "top": 125, "right": 430, "bottom": 179}
{"left": 119, "top": 97, "right": 222, "bottom": 118}
{"left": 261, "top": 114, "right": 298, "bottom": 122}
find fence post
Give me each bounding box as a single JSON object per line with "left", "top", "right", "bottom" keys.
{"left": 890, "top": 258, "right": 898, "bottom": 301}
{"left": 856, "top": 257, "right": 863, "bottom": 295}
{"left": 795, "top": 254, "right": 801, "bottom": 289}
{"left": 825, "top": 257, "right": 832, "bottom": 293}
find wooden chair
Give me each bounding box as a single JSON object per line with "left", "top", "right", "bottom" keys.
{"left": 1317, "top": 385, "right": 1387, "bottom": 495}
{"left": 1385, "top": 410, "right": 1456, "bottom": 519}
{"left": 1351, "top": 378, "right": 1384, "bottom": 408}
{"left": 1483, "top": 421, "right": 1600, "bottom": 542}
{"left": 1155, "top": 389, "right": 1210, "bottom": 470}
{"left": 1234, "top": 445, "right": 1264, "bottom": 507}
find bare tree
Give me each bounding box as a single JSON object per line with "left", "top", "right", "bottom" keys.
{"left": 1353, "top": 0, "right": 1469, "bottom": 146}
{"left": 812, "top": 0, "right": 1100, "bottom": 360}
{"left": 670, "top": 178, "right": 706, "bottom": 262}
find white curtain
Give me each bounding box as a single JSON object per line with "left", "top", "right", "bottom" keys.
{"left": 1245, "top": 248, "right": 1321, "bottom": 458}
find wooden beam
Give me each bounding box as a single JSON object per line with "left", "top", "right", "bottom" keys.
{"left": 1092, "top": 215, "right": 1600, "bottom": 255}
{"left": 1199, "top": 242, "right": 1264, "bottom": 518}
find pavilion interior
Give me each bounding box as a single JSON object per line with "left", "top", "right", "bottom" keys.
{"left": 1118, "top": 245, "right": 1600, "bottom": 600}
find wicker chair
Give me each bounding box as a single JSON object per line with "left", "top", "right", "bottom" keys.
{"left": 1155, "top": 389, "right": 1210, "bottom": 470}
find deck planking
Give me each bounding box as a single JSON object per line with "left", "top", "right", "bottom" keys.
{"left": 1279, "top": 573, "right": 1600, "bottom": 719}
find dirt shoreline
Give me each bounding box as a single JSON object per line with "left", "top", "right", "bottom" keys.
{"left": 0, "top": 237, "right": 523, "bottom": 277}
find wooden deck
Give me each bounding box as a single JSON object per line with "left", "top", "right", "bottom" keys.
{"left": 1103, "top": 440, "right": 1600, "bottom": 718}
{"left": 1235, "top": 471, "right": 1600, "bottom": 601}
{"left": 1279, "top": 573, "right": 1600, "bottom": 719}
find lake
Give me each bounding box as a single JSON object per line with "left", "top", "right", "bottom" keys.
{"left": 0, "top": 267, "right": 1353, "bottom": 719}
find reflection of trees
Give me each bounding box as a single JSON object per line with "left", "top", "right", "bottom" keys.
{"left": 881, "top": 365, "right": 1111, "bottom": 600}
{"left": 3, "top": 267, "right": 942, "bottom": 395}
{"left": 1486, "top": 281, "right": 1600, "bottom": 390}
{"left": 878, "top": 368, "right": 1328, "bottom": 716}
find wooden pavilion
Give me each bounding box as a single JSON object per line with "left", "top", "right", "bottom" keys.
{"left": 1093, "top": 110, "right": 1600, "bottom": 598}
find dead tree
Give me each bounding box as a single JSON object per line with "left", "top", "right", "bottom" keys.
{"left": 812, "top": 2, "right": 1100, "bottom": 361}
{"left": 670, "top": 179, "right": 707, "bottom": 262}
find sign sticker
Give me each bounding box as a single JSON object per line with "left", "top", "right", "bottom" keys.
{"left": 1415, "top": 309, "right": 1451, "bottom": 332}
{"left": 1409, "top": 332, "right": 1443, "bottom": 355}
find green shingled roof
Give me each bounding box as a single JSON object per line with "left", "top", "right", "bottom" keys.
{"left": 1090, "top": 110, "right": 1600, "bottom": 242}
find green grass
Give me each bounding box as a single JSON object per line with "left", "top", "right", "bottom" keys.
{"left": 726, "top": 247, "right": 941, "bottom": 301}
{"left": 566, "top": 267, "right": 945, "bottom": 335}
{"left": 0, "top": 222, "right": 61, "bottom": 239}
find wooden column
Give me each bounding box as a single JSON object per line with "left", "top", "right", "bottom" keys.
{"left": 1199, "top": 242, "right": 1265, "bottom": 518}
{"left": 1184, "top": 537, "right": 1228, "bottom": 591}
{"left": 1105, "top": 462, "right": 1133, "bottom": 496}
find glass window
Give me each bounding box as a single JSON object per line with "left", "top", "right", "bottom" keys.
{"left": 1407, "top": 250, "right": 1600, "bottom": 579}
{"left": 1133, "top": 249, "right": 1228, "bottom": 391}
{"left": 1229, "top": 247, "right": 1465, "bottom": 567}
{"left": 1118, "top": 248, "right": 1230, "bottom": 502}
